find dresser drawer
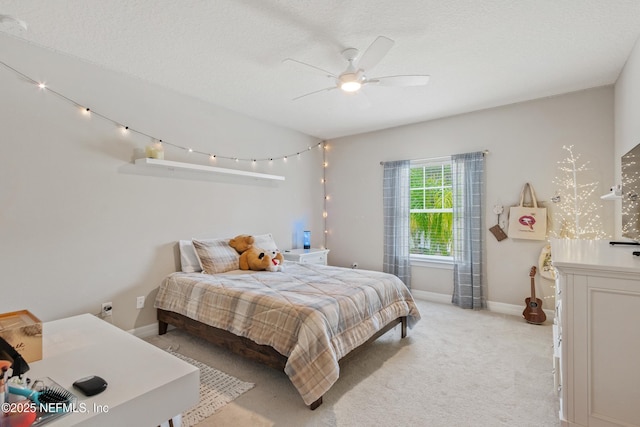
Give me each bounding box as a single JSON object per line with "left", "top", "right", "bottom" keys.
{"left": 552, "top": 323, "right": 561, "bottom": 359}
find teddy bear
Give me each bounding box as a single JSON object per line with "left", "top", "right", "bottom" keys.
{"left": 229, "top": 234, "right": 284, "bottom": 272}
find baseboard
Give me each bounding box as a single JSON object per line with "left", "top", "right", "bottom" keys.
{"left": 411, "top": 289, "right": 451, "bottom": 304}
{"left": 128, "top": 322, "right": 158, "bottom": 338}
{"left": 485, "top": 300, "right": 526, "bottom": 317}
{"left": 412, "top": 290, "right": 555, "bottom": 319}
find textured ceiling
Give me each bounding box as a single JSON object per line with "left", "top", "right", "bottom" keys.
{"left": 1, "top": 0, "right": 640, "bottom": 139}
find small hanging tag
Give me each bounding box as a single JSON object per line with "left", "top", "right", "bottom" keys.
{"left": 489, "top": 224, "right": 508, "bottom": 241}
{"left": 489, "top": 206, "right": 507, "bottom": 241}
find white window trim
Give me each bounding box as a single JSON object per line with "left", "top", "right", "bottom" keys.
{"left": 410, "top": 157, "right": 454, "bottom": 260}
{"left": 410, "top": 254, "right": 454, "bottom": 270}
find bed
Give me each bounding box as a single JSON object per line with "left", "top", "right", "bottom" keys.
{"left": 154, "top": 236, "right": 421, "bottom": 409}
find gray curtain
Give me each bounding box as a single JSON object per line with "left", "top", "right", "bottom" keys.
{"left": 383, "top": 160, "right": 411, "bottom": 288}
{"left": 451, "top": 152, "right": 485, "bottom": 309}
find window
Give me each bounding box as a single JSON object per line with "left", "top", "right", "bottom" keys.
{"left": 410, "top": 159, "right": 453, "bottom": 258}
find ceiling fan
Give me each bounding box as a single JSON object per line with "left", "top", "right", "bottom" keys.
{"left": 0, "top": 14, "right": 28, "bottom": 30}
{"left": 284, "top": 36, "right": 430, "bottom": 101}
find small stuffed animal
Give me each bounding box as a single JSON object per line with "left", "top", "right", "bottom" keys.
{"left": 265, "top": 250, "right": 285, "bottom": 272}
{"left": 229, "top": 234, "right": 274, "bottom": 271}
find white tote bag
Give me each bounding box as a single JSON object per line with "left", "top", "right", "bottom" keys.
{"left": 508, "top": 183, "right": 547, "bottom": 240}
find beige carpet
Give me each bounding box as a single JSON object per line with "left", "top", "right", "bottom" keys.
{"left": 166, "top": 350, "right": 254, "bottom": 427}
{"left": 146, "top": 299, "right": 560, "bottom": 426}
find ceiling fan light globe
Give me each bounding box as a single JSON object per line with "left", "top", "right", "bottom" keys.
{"left": 339, "top": 73, "right": 362, "bottom": 92}
{"left": 340, "top": 81, "right": 362, "bottom": 92}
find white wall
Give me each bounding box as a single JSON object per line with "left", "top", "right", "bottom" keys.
{"left": 615, "top": 35, "right": 640, "bottom": 239}
{"left": 0, "top": 34, "right": 323, "bottom": 331}
{"left": 326, "top": 87, "right": 614, "bottom": 307}
{"left": 0, "top": 28, "right": 621, "bottom": 330}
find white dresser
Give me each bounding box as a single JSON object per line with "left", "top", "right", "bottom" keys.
{"left": 282, "top": 248, "right": 330, "bottom": 265}
{"left": 551, "top": 239, "right": 640, "bottom": 427}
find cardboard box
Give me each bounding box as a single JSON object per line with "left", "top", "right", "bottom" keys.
{"left": 0, "top": 310, "right": 42, "bottom": 362}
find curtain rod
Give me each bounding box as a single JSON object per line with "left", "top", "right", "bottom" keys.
{"left": 380, "top": 149, "right": 489, "bottom": 165}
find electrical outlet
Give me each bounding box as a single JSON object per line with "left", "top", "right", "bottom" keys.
{"left": 101, "top": 302, "right": 113, "bottom": 317}
{"left": 136, "top": 296, "right": 145, "bottom": 309}
{"left": 352, "top": 262, "right": 358, "bottom": 269}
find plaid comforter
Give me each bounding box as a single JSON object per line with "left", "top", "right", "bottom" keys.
{"left": 154, "top": 262, "right": 421, "bottom": 405}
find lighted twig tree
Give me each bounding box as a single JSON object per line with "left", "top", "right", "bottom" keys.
{"left": 551, "top": 145, "right": 607, "bottom": 239}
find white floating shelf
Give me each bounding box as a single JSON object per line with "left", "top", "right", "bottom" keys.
{"left": 134, "top": 158, "right": 285, "bottom": 181}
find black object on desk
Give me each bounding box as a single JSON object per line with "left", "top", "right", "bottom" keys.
{"left": 0, "top": 336, "right": 30, "bottom": 377}
{"left": 73, "top": 375, "right": 108, "bottom": 396}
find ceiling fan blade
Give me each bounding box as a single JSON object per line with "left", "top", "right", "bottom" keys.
{"left": 369, "top": 75, "right": 430, "bottom": 87}
{"left": 283, "top": 58, "right": 337, "bottom": 78}
{"left": 356, "top": 36, "right": 394, "bottom": 71}
{"left": 0, "top": 14, "right": 28, "bottom": 30}
{"left": 292, "top": 86, "right": 338, "bottom": 101}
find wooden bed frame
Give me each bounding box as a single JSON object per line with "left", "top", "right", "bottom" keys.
{"left": 157, "top": 308, "right": 407, "bottom": 409}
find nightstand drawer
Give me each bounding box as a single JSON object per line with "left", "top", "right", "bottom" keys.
{"left": 299, "top": 252, "right": 327, "bottom": 265}
{"left": 282, "top": 248, "right": 330, "bottom": 265}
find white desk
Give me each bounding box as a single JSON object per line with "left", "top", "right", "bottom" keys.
{"left": 24, "top": 314, "right": 199, "bottom": 426}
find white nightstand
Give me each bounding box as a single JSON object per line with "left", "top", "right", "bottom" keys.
{"left": 282, "top": 248, "right": 330, "bottom": 265}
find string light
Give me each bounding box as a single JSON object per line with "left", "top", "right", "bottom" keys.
{"left": 322, "top": 142, "right": 329, "bottom": 248}
{"left": 622, "top": 151, "right": 640, "bottom": 238}
{"left": 551, "top": 145, "right": 607, "bottom": 239}
{"left": 0, "top": 59, "right": 324, "bottom": 165}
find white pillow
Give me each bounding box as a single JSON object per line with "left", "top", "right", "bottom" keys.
{"left": 253, "top": 233, "right": 279, "bottom": 251}
{"left": 192, "top": 238, "right": 240, "bottom": 274}
{"left": 179, "top": 240, "right": 202, "bottom": 273}
{"left": 179, "top": 234, "right": 278, "bottom": 273}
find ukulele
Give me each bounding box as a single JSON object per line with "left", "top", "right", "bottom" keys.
{"left": 523, "top": 266, "right": 546, "bottom": 325}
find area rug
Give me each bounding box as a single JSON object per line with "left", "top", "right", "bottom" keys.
{"left": 168, "top": 350, "right": 255, "bottom": 427}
